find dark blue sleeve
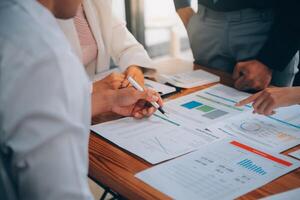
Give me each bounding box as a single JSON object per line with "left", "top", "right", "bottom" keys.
{"left": 173, "top": 0, "right": 192, "bottom": 10}
{"left": 257, "top": 1, "right": 300, "bottom": 71}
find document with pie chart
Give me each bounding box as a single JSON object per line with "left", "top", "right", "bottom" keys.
{"left": 208, "top": 112, "right": 300, "bottom": 153}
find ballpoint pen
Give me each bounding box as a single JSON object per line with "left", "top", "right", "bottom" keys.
{"left": 127, "top": 76, "right": 167, "bottom": 116}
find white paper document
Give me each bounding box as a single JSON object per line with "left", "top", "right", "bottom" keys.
{"left": 260, "top": 188, "right": 300, "bottom": 200}
{"left": 289, "top": 149, "right": 300, "bottom": 160}
{"left": 136, "top": 139, "right": 300, "bottom": 200}
{"left": 164, "top": 84, "right": 251, "bottom": 127}
{"left": 158, "top": 69, "right": 220, "bottom": 88}
{"left": 267, "top": 105, "right": 300, "bottom": 129}
{"left": 202, "top": 83, "right": 251, "bottom": 104}
{"left": 91, "top": 113, "right": 225, "bottom": 164}
{"left": 208, "top": 112, "right": 300, "bottom": 153}
{"left": 92, "top": 68, "right": 176, "bottom": 96}
{"left": 144, "top": 79, "right": 176, "bottom": 96}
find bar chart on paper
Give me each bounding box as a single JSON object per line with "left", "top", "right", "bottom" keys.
{"left": 136, "top": 139, "right": 300, "bottom": 200}
{"left": 237, "top": 159, "right": 267, "bottom": 175}
{"left": 181, "top": 100, "right": 229, "bottom": 120}
{"left": 164, "top": 85, "right": 251, "bottom": 127}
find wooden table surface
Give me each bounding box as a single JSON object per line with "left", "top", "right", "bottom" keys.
{"left": 89, "top": 65, "right": 300, "bottom": 200}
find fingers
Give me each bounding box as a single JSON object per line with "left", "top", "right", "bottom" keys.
{"left": 105, "top": 73, "right": 125, "bottom": 89}
{"left": 132, "top": 106, "right": 156, "bottom": 119}
{"left": 241, "top": 90, "right": 276, "bottom": 115}
{"left": 133, "top": 112, "right": 143, "bottom": 119}
{"left": 236, "top": 92, "right": 261, "bottom": 106}
{"left": 234, "top": 75, "right": 248, "bottom": 91}
{"left": 264, "top": 102, "right": 276, "bottom": 116}
{"left": 122, "top": 74, "right": 144, "bottom": 89}
{"left": 256, "top": 98, "right": 272, "bottom": 115}
{"left": 233, "top": 63, "right": 248, "bottom": 90}
{"left": 131, "top": 89, "right": 163, "bottom": 119}
{"left": 111, "top": 81, "right": 123, "bottom": 90}
{"left": 143, "top": 89, "right": 164, "bottom": 108}
{"left": 123, "top": 66, "right": 145, "bottom": 88}
{"left": 109, "top": 72, "right": 125, "bottom": 81}
{"left": 121, "top": 79, "right": 130, "bottom": 88}
{"left": 252, "top": 92, "right": 269, "bottom": 113}
{"left": 233, "top": 60, "right": 271, "bottom": 91}
{"left": 232, "top": 63, "right": 243, "bottom": 80}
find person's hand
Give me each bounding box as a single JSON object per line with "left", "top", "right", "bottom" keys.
{"left": 177, "top": 7, "right": 195, "bottom": 27}
{"left": 236, "top": 87, "right": 300, "bottom": 115}
{"left": 233, "top": 60, "right": 272, "bottom": 91}
{"left": 111, "top": 88, "right": 163, "bottom": 119}
{"left": 121, "top": 65, "right": 144, "bottom": 88}
{"left": 93, "top": 72, "right": 125, "bottom": 92}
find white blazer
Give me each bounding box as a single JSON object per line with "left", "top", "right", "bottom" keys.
{"left": 57, "top": 0, "right": 152, "bottom": 80}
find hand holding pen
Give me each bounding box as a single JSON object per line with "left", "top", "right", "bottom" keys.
{"left": 127, "top": 76, "right": 167, "bottom": 117}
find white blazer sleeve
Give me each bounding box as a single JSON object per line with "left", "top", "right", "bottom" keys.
{"left": 109, "top": 16, "right": 153, "bottom": 71}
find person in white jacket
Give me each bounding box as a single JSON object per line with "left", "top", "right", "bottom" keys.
{"left": 0, "top": 0, "right": 162, "bottom": 200}
{"left": 58, "top": 0, "right": 152, "bottom": 90}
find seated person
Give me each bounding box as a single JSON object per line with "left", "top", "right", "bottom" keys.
{"left": 57, "top": 0, "right": 152, "bottom": 89}
{"left": 0, "top": 0, "right": 162, "bottom": 199}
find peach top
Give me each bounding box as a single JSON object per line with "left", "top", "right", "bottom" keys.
{"left": 74, "top": 5, "right": 98, "bottom": 66}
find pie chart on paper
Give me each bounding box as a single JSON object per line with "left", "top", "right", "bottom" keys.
{"left": 240, "top": 122, "right": 262, "bottom": 132}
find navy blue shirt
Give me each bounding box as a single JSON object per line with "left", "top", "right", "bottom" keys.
{"left": 174, "top": 0, "right": 300, "bottom": 76}
{"left": 174, "top": 0, "right": 272, "bottom": 11}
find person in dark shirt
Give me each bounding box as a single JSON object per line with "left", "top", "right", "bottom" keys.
{"left": 174, "top": 0, "right": 299, "bottom": 92}
{"left": 235, "top": 1, "right": 300, "bottom": 116}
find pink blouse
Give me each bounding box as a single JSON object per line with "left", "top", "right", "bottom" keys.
{"left": 74, "top": 5, "right": 98, "bottom": 66}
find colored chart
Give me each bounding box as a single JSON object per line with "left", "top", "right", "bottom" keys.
{"left": 237, "top": 159, "right": 267, "bottom": 175}
{"left": 240, "top": 122, "right": 262, "bottom": 132}
{"left": 181, "top": 100, "right": 228, "bottom": 120}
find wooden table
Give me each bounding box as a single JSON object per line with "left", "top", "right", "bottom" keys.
{"left": 89, "top": 65, "right": 300, "bottom": 200}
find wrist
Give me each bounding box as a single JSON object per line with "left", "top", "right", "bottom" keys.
{"left": 105, "top": 89, "right": 117, "bottom": 112}
{"left": 177, "top": 7, "right": 195, "bottom": 26}
{"left": 91, "top": 89, "right": 116, "bottom": 117}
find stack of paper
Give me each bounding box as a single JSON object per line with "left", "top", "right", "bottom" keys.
{"left": 91, "top": 112, "right": 226, "bottom": 164}
{"left": 91, "top": 84, "right": 252, "bottom": 164}
{"left": 136, "top": 139, "right": 300, "bottom": 200}
{"left": 144, "top": 79, "right": 176, "bottom": 96}
{"left": 91, "top": 84, "right": 300, "bottom": 163}
{"left": 158, "top": 69, "right": 220, "bottom": 88}
{"left": 91, "top": 83, "right": 300, "bottom": 199}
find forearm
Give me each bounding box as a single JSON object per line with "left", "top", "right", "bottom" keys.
{"left": 111, "top": 16, "right": 152, "bottom": 70}
{"left": 177, "top": 7, "right": 195, "bottom": 27}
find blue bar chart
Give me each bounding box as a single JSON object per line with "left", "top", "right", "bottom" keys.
{"left": 237, "top": 159, "right": 267, "bottom": 175}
